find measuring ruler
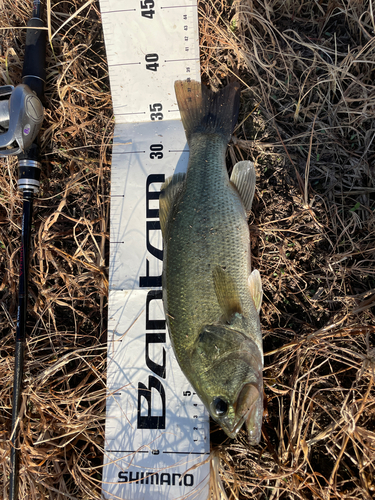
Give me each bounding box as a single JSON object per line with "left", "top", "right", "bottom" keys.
{"left": 99, "top": 1, "right": 210, "bottom": 499}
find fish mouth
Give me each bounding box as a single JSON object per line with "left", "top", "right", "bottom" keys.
{"left": 224, "top": 382, "right": 263, "bottom": 444}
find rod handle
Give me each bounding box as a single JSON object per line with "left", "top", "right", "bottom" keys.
{"left": 22, "top": 17, "right": 46, "bottom": 101}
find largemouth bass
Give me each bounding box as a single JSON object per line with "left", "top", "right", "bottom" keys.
{"left": 160, "top": 80, "right": 263, "bottom": 444}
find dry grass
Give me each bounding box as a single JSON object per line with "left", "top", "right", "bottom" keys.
{"left": 0, "top": 0, "right": 374, "bottom": 498}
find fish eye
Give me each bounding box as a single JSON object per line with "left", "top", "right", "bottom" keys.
{"left": 211, "top": 397, "right": 228, "bottom": 417}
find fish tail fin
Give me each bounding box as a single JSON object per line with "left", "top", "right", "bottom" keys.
{"left": 174, "top": 80, "right": 240, "bottom": 145}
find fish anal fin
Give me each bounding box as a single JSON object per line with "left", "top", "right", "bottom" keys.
{"left": 230, "top": 160, "right": 256, "bottom": 216}
{"left": 213, "top": 266, "right": 242, "bottom": 322}
{"left": 159, "top": 173, "right": 186, "bottom": 238}
{"left": 248, "top": 269, "right": 263, "bottom": 313}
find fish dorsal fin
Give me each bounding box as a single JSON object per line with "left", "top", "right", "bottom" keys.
{"left": 248, "top": 269, "right": 263, "bottom": 313}
{"left": 230, "top": 160, "right": 256, "bottom": 216}
{"left": 213, "top": 266, "right": 242, "bottom": 322}
{"left": 159, "top": 173, "right": 186, "bottom": 238}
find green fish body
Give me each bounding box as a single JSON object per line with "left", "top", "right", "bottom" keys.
{"left": 160, "top": 80, "right": 263, "bottom": 443}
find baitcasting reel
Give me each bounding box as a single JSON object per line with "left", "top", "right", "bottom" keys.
{"left": 0, "top": 84, "right": 44, "bottom": 192}
{"left": 0, "top": 84, "right": 44, "bottom": 156}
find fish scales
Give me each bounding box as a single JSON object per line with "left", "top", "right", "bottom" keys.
{"left": 165, "top": 135, "right": 252, "bottom": 359}
{"left": 160, "top": 80, "right": 264, "bottom": 443}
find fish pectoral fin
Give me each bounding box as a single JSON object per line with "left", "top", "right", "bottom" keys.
{"left": 248, "top": 269, "right": 263, "bottom": 313}
{"left": 230, "top": 160, "right": 256, "bottom": 216}
{"left": 159, "top": 173, "right": 186, "bottom": 238}
{"left": 213, "top": 266, "right": 243, "bottom": 322}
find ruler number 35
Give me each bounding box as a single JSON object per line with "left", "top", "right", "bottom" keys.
{"left": 150, "top": 103, "right": 163, "bottom": 121}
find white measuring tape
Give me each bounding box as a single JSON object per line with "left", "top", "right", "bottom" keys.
{"left": 100, "top": 1, "right": 210, "bottom": 499}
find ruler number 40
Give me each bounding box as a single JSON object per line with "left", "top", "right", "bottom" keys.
{"left": 140, "top": 0, "right": 155, "bottom": 19}
{"left": 145, "top": 53, "right": 159, "bottom": 72}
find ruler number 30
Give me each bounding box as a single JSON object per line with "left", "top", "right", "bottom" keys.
{"left": 150, "top": 144, "right": 163, "bottom": 159}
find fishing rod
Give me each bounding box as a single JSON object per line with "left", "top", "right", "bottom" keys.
{"left": 0, "top": 1, "right": 46, "bottom": 498}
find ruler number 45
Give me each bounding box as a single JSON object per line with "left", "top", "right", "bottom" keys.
{"left": 140, "top": 0, "right": 155, "bottom": 19}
